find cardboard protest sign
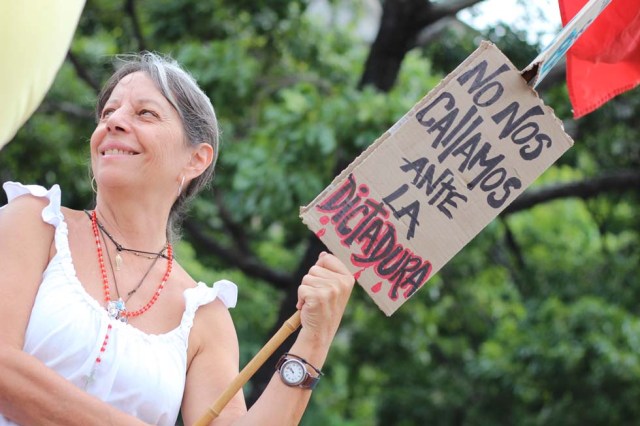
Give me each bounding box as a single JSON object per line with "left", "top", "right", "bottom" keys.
{"left": 300, "top": 41, "right": 574, "bottom": 316}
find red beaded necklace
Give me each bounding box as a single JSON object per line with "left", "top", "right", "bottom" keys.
{"left": 90, "top": 210, "right": 173, "bottom": 322}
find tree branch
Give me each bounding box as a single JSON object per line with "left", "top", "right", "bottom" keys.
{"left": 67, "top": 51, "right": 101, "bottom": 94}
{"left": 502, "top": 170, "right": 640, "bottom": 216}
{"left": 500, "top": 217, "right": 525, "bottom": 270}
{"left": 414, "top": 16, "right": 470, "bottom": 47}
{"left": 183, "top": 219, "right": 295, "bottom": 288}
{"left": 214, "top": 191, "right": 252, "bottom": 255}
{"left": 124, "top": 0, "right": 147, "bottom": 52}
{"left": 359, "top": 0, "right": 432, "bottom": 91}
{"left": 427, "top": 0, "right": 485, "bottom": 23}
{"left": 359, "top": 0, "right": 485, "bottom": 91}
{"left": 39, "top": 101, "right": 94, "bottom": 120}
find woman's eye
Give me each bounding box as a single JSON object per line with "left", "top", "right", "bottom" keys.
{"left": 139, "top": 109, "right": 158, "bottom": 117}
{"left": 101, "top": 109, "right": 114, "bottom": 119}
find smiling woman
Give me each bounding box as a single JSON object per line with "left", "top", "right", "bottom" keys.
{"left": 92, "top": 54, "right": 221, "bottom": 241}
{"left": 90, "top": 71, "right": 204, "bottom": 243}
{"left": 0, "top": 52, "right": 355, "bottom": 426}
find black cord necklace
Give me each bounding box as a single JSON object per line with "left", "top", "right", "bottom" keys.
{"left": 99, "top": 225, "right": 161, "bottom": 302}
{"left": 84, "top": 210, "right": 169, "bottom": 271}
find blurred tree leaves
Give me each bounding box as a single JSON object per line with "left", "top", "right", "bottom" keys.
{"left": 1, "top": 1, "right": 639, "bottom": 424}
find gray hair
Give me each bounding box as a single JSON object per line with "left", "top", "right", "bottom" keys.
{"left": 95, "top": 52, "right": 219, "bottom": 241}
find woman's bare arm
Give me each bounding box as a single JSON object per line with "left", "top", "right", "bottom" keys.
{"left": 181, "top": 300, "right": 248, "bottom": 426}
{"left": 181, "top": 252, "right": 354, "bottom": 426}
{"left": 0, "top": 195, "right": 147, "bottom": 425}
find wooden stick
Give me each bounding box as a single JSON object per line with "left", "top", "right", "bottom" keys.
{"left": 193, "top": 310, "right": 302, "bottom": 426}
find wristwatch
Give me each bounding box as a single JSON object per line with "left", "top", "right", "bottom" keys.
{"left": 276, "top": 353, "right": 322, "bottom": 389}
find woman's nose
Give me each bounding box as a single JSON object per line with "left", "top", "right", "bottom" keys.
{"left": 106, "top": 108, "right": 130, "bottom": 133}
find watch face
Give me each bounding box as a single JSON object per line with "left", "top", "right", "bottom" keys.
{"left": 281, "top": 359, "right": 306, "bottom": 386}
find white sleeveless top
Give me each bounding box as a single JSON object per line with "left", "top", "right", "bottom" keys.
{"left": 0, "top": 182, "right": 238, "bottom": 425}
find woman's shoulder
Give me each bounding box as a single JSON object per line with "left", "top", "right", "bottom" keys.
{"left": 185, "top": 285, "right": 239, "bottom": 366}
{"left": 1, "top": 181, "right": 64, "bottom": 226}
{"left": 178, "top": 274, "right": 238, "bottom": 346}
{"left": 2, "top": 188, "right": 50, "bottom": 211}
{"left": 1, "top": 182, "right": 69, "bottom": 253}
{"left": 60, "top": 206, "right": 89, "bottom": 228}
{"left": 1, "top": 189, "right": 53, "bottom": 230}
{"left": 0, "top": 189, "right": 57, "bottom": 263}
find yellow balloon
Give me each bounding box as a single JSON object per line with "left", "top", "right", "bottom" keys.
{"left": 0, "top": 1, "right": 85, "bottom": 149}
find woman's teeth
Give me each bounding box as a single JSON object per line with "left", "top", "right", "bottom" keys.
{"left": 103, "top": 149, "right": 135, "bottom": 155}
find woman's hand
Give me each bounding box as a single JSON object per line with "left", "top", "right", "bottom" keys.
{"left": 296, "top": 252, "right": 355, "bottom": 346}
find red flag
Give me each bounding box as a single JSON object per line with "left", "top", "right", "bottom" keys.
{"left": 560, "top": 0, "right": 640, "bottom": 118}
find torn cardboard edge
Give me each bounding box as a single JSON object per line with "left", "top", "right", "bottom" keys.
{"left": 301, "top": 40, "right": 574, "bottom": 316}
{"left": 522, "top": 0, "right": 613, "bottom": 87}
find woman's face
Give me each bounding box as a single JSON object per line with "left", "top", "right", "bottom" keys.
{"left": 90, "top": 71, "right": 190, "bottom": 193}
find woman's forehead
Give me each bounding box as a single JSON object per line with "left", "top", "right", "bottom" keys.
{"left": 108, "top": 72, "right": 168, "bottom": 105}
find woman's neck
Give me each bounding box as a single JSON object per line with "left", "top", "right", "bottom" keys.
{"left": 94, "top": 192, "right": 172, "bottom": 251}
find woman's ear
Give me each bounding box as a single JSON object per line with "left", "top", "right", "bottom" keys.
{"left": 185, "top": 143, "right": 214, "bottom": 179}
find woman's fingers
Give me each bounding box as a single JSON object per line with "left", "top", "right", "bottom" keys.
{"left": 303, "top": 252, "right": 353, "bottom": 284}
{"left": 297, "top": 252, "right": 354, "bottom": 301}
{"left": 315, "top": 251, "right": 352, "bottom": 275}
{"left": 296, "top": 252, "right": 355, "bottom": 339}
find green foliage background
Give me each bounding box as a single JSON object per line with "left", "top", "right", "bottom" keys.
{"left": 1, "top": 1, "right": 639, "bottom": 424}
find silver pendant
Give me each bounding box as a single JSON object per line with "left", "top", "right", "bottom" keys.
{"left": 107, "top": 298, "right": 128, "bottom": 323}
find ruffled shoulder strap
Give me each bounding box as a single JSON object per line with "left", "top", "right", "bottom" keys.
{"left": 2, "top": 181, "right": 64, "bottom": 228}
{"left": 177, "top": 280, "right": 238, "bottom": 341}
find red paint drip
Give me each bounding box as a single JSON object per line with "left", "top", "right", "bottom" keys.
{"left": 316, "top": 229, "right": 326, "bottom": 238}
{"left": 353, "top": 268, "right": 366, "bottom": 280}
{"left": 371, "top": 282, "right": 383, "bottom": 293}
